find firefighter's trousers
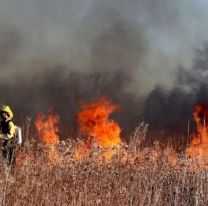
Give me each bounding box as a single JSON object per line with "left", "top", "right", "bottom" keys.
{"left": 2, "top": 139, "right": 15, "bottom": 165}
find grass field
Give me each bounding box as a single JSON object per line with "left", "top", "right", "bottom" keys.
{"left": 0, "top": 123, "right": 207, "bottom": 206}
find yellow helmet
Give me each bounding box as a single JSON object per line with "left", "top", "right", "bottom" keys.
{"left": 1, "top": 105, "right": 14, "bottom": 119}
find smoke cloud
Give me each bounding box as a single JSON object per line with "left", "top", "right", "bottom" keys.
{"left": 0, "top": 0, "right": 208, "bottom": 134}
{"left": 144, "top": 44, "right": 208, "bottom": 132}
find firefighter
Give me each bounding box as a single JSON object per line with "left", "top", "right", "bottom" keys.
{"left": 0, "top": 105, "right": 16, "bottom": 165}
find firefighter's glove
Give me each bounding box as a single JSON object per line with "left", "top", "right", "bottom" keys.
{"left": 0, "top": 134, "right": 6, "bottom": 140}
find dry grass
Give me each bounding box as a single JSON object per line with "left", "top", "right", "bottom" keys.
{"left": 0, "top": 123, "right": 207, "bottom": 206}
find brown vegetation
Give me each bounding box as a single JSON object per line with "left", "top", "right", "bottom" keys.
{"left": 0, "top": 123, "right": 207, "bottom": 206}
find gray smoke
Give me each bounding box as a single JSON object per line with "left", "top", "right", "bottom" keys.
{"left": 0, "top": 0, "right": 208, "bottom": 133}
{"left": 144, "top": 44, "right": 208, "bottom": 132}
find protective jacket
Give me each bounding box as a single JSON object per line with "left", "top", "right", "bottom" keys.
{"left": 0, "top": 119, "right": 16, "bottom": 140}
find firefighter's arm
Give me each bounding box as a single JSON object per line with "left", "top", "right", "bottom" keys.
{"left": 5, "top": 121, "right": 16, "bottom": 140}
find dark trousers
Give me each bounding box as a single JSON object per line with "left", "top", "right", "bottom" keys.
{"left": 2, "top": 139, "right": 15, "bottom": 166}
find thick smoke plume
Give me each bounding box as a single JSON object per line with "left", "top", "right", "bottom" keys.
{"left": 0, "top": 0, "right": 208, "bottom": 135}
{"left": 144, "top": 44, "right": 208, "bottom": 132}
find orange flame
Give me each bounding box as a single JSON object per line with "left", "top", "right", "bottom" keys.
{"left": 35, "top": 109, "right": 60, "bottom": 162}
{"left": 76, "top": 97, "right": 122, "bottom": 160}
{"left": 187, "top": 104, "right": 208, "bottom": 158}
{"left": 35, "top": 110, "right": 60, "bottom": 145}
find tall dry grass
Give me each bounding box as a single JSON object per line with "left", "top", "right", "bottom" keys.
{"left": 0, "top": 123, "right": 207, "bottom": 206}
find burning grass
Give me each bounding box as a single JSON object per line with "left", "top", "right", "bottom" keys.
{"left": 0, "top": 123, "right": 207, "bottom": 205}
{"left": 76, "top": 97, "right": 122, "bottom": 161}
{"left": 187, "top": 103, "right": 208, "bottom": 160}
{"left": 0, "top": 98, "right": 208, "bottom": 205}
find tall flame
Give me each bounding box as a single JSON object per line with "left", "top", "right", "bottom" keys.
{"left": 187, "top": 104, "right": 208, "bottom": 158}
{"left": 35, "top": 109, "right": 60, "bottom": 162}
{"left": 76, "top": 97, "right": 122, "bottom": 160}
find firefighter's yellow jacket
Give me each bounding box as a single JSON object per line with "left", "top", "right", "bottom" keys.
{"left": 0, "top": 118, "right": 16, "bottom": 140}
